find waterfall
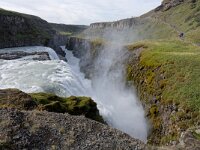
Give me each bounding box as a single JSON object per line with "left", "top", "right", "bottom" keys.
{"left": 0, "top": 46, "right": 147, "bottom": 142}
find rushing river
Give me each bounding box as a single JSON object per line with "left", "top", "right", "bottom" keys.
{"left": 0, "top": 46, "right": 147, "bottom": 141}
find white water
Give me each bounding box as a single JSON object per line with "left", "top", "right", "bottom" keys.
{"left": 0, "top": 46, "right": 147, "bottom": 141}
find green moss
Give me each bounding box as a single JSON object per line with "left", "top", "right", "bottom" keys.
{"left": 193, "top": 131, "right": 200, "bottom": 140}
{"left": 161, "top": 134, "right": 178, "bottom": 145}
{"left": 30, "top": 93, "right": 64, "bottom": 105}
{"left": 125, "top": 43, "right": 148, "bottom": 51}
{"left": 65, "top": 96, "right": 104, "bottom": 123}
{"left": 41, "top": 101, "right": 67, "bottom": 113}
{"left": 29, "top": 93, "right": 104, "bottom": 123}
{"left": 89, "top": 38, "right": 105, "bottom": 57}
{"left": 59, "top": 32, "right": 72, "bottom": 36}
{"left": 126, "top": 65, "right": 134, "bottom": 81}
{"left": 150, "top": 105, "right": 159, "bottom": 118}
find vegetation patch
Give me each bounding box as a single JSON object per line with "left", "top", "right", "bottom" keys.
{"left": 0, "top": 89, "right": 104, "bottom": 123}
{"left": 126, "top": 39, "right": 200, "bottom": 145}
{"left": 30, "top": 93, "right": 105, "bottom": 123}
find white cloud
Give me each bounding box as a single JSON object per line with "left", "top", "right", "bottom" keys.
{"left": 0, "top": 0, "right": 162, "bottom": 25}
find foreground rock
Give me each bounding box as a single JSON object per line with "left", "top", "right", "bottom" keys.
{"left": 0, "top": 89, "right": 104, "bottom": 123}
{"left": 0, "top": 89, "right": 37, "bottom": 110}
{"left": 0, "top": 108, "right": 149, "bottom": 150}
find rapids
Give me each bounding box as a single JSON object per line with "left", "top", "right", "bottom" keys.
{"left": 0, "top": 46, "right": 147, "bottom": 141}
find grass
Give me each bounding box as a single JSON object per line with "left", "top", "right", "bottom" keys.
{"left": 126, "top": 39, "right": 200, "bottom": 144}
{"left": 59, "top": 32, "right": 72, "bottom": 36}
{"left": 193, "top": 131, "right": 200, "bottom": 140}
{"left": 128, "top": 39, "right": 200, "bottom": 110}
{"left": 150, "top": 0, "right": 200, "bottom": 43}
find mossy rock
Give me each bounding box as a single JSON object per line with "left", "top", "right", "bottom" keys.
{"left": 40, "top": 101, "right": 67, "bottom": 113}
{"left": 0, "top": 89, "right": 104, "bottom": 123}
{"left": 29, "top": 93, "right": 64, "bottom": 105}
{"left": 30, "top": 93, "right": 105, "bottom": 123}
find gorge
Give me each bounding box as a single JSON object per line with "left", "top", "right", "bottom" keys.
{"left": 0, "top": 0, "right": 200, "bottom": 149}
{"left": 0, "top": 45, "right": 148, "bottom": 142}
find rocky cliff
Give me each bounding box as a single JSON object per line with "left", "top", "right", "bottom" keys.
{"left": 0, "top": 8, "right": 88, "bottom": 56}
{"left": 0, "top": 9, "right": 65, "bottom": 56}
{"left": 90, "top": 17, "right": 141, "bottom": 29}
{"left": 0, "top": 9, "right": 55, "bottom": 48}
{"left": 0, "top": 108, "right": 150, "bottom": 150}
{"left": 88, "top": 0, "right": 192, "bottom": 30}
{"left": 0, "top": 89, "right": 151, "bottom": 150}
{"left": 82, "top": 0, "right": 199, "bottom": 43}
{"left": 66, "top": 37, "right": 104, "bottom": 78}
{"left": 156, "top": 0, "right": 185, "bottom": 11}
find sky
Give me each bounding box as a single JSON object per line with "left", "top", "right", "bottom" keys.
{"left": 0, "top": 0, "right": 162, "bottom": 25}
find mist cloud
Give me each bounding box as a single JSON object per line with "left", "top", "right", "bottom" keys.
{"left": 0, "top": 0, "right": 162, "bottom": 25}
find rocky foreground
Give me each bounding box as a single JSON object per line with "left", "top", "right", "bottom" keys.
{"left": 0, "top": 89, "right": 149, "bottom": 149}
{"left": 0, "top": 108, "right": 149, "bottom": 150}
{"left": 0, "top": 89, "right": 200, "bottom": 149}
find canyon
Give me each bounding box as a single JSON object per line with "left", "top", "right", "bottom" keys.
{"left": 0, "top": 0, "right": 200, "bottom": 149}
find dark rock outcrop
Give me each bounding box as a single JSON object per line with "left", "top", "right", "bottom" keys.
{"left": 0, "top": 89, "right": 37, "bottom": 110}
{"left": 66, "top": 37, "right": 91, "bottom": 58}
{"left": 0, "top": 9, "right": 55, "bottom": 48}
{"left": 66, "top": 37, "right": 104, "bottom": 78}
{"left": 0, "top": 108, "right": 149, "bottom": 150}
{"left": 155, "top": 0, "right": 184, "bottom": 11}
{"left": 0, "top": 9, "right": 68, "bottom": 56}
{"left": 90, "top": 18, "right": 141, "bottom": 29}
{"left": 0, "top": 51, "right": 50, "bottom": 60}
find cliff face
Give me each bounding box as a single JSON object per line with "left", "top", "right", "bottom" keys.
{"left": 0, "top": 9, "right": 74, "bottom": 56}
{"left": 89, "top": 0, "right": 188, "bottom": 30}
{"left": 82, "top": 0, "right": 199, "bottom": 43}
{"left": 0, "top": 9, "right": 55, "bottom": 48}
{"left": 90, "top": 18, "right": 141, "bottom": 29}
{"left": 66, "top": 37, "right": 104, "bottom": 78}
{"left": 50, "top": 23, "right": 88, "bottom": 35}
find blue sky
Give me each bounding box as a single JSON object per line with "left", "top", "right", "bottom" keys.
{"left": 0, "top": 0, "right": 162, "bottom": 25}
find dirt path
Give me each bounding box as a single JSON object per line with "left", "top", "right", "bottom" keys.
{"left": 149, "top": 16, "right": 200, "bottom": 47}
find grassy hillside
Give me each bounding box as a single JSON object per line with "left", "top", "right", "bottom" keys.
{"left": 126, "top": 2, "right": 200, "bottom": 145}
{"left": 141, "top": 0, "right": 200, "bottom": 43}
{"left": 81, "top": 0, "right": 200, "bottom": 45}
{"left": 126, "top": 39, "right": 200, "bottom": 145}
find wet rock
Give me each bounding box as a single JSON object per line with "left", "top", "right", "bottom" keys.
{"left": 0, "top": 51, "right": 50, "bottom": 60}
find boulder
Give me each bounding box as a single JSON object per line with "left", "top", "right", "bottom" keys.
{"left": 0, "top": 89, "right": 37, "bottom": 110}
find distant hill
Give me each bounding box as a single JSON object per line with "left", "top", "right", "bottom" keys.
{"left": 50, "top": 23, "right": 88, "bottom": 36}
{"left": 82, "top": 0, "right": 200, "bottom": 44}
{"left": 0, "top": 8, "right": 87, "bottom": 54}
{"left": 0, "top": 8, "right": 55, "bottom": 48}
